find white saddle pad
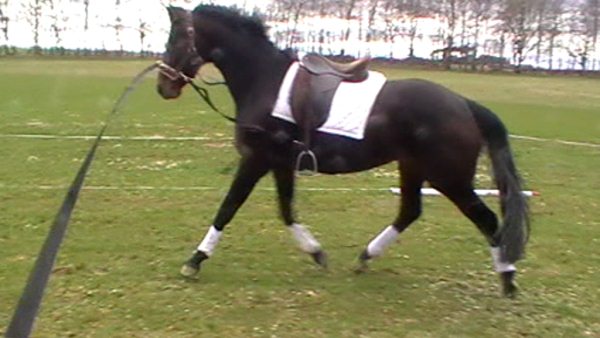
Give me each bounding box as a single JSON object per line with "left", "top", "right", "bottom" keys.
{"left": 271, "top": 62, "right": 387, "bottom": 140}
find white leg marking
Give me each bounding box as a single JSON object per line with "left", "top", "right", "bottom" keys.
{"left": 197, "top": 226, "right": 222, "bottom": 256}
{"left": 490, "top": 247, "right": 517, "bottom": 273}
{"left": 367, "top": 225, "right": 399, "bottom": 257}
{"left": 289, "top": 223, "right": 321, "bottom": 253}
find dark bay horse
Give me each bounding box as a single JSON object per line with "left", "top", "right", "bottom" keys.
{"left": 156, "top": 5, "right": 529, "bottom": 297}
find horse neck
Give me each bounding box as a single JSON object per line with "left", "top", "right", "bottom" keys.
{"left": 211, "top": 44, "right": 293, "bottom": 114}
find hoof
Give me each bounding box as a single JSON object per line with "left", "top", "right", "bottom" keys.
{"left": 500, "top": 271, "right": 518, "bottom": 298}
{"left": 180, "top": 263, "right": 199, "bottom": 278}
{"left": 180, "top": 251, "right": 208, "bottom": 278}
{"left": 310, "top": 250, "right": 328, "bottom": 269}
{"left": 354, "top": 249, "right": 370, "bottom": 274}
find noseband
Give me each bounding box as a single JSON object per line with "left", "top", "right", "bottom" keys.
{"left": 157, "top": 60, "right": 192, "bottom": 83}
{"left": 157, "top": 54, "right": 201, "bottom": 83}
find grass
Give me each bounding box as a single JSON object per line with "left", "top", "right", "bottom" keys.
{"left": 1, "top": 59, "right": 599, "bottom": 337}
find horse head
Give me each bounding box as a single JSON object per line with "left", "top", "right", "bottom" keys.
{"left": 157, "top": 6, "right": 203, "bottom": 99}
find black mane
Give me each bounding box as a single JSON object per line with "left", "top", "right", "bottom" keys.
{"left": 193, "top": 4, "right": 269, "bottom": 40}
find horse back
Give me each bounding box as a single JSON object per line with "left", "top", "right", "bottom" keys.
{"left": 359, "top": 79, "right": 484, "bottom": 171}
{"left": 368, "top": 78, "right": 481, "bottom": 140}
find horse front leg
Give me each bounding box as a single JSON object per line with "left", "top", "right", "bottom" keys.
{"left": 273, "top": 167, "right": 327, "bottom": 268}
{"left": 180, "top": 156, "right": 269, "bottom": 277}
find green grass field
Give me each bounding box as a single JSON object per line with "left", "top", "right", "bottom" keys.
{"left": 1, "top": 59, "right": 599, "bottom": 337}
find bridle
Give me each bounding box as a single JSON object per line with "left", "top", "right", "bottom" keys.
{"left": 157, "top": 59, "right": 195, "bottom": 83}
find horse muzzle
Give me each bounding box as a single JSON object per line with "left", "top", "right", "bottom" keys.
{"left": 156, "top": 59, "right": 204, "bottom": 99}
{"left": 156, "top": 81, "right": 181, "bottom": 99}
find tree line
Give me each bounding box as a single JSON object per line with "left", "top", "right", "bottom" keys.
{"left": 267, "top": 0, "right": 600, "bottom": 71}
{"left": 0, "top": 0, "right": 193, "bottom": 56}
{"left": 1, "top": 0, "right": 599, "bottom": 71}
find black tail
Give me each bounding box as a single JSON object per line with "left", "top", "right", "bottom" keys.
{"left": 467, "top": 99, "right": 529, "bottom": 263}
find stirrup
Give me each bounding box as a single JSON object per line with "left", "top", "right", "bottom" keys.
{"left": 295, "top": 149, "right": 318, "bottom": 176}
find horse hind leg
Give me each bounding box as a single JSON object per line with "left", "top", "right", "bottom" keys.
{"left": 433, "top": 184, "right": 518, "bottom": 297}
{"left": 356, "top": 163, "right": 423, "bottom": 272}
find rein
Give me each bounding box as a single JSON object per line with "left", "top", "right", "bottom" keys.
{"left": 156, "top": 61, "right": 236, "bottom": 123}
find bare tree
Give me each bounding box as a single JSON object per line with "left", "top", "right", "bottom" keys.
{"left": 496, "top": 0, "right": 540, "bottom": 72}
{"left": 435, "top": 0, "right": 458, "bottom": 67}
{"left": 587, "top": 0, "right": 599, "bottom": 49}
{"left": 137, "top": 19, "right": 150, "bottom": 55}
{"left": 399, "top": 0, "right": 428, "bottom": 58}
{"left": 533, "top": 0, "right": 548, "bottom": 64}
{"left": 457, "top": 0, "right": 469, "bottom": 46}
{"left": 269, "top": 0, "right": 307, "bottom": 49}
{"left": 566, "top": 0, "right": 599, "bottom": 69}
{"left": 111, "top": 0, "right": 125, "bottom": 53}
{"left": 21, "top": 0, "right": 43, "bottom": 53}
{"left": 340, "top": 0, "right": 360, "bottom": 42}
{"left": 47, "top": 0, "right": 68, "bottom": 52}
{"left": 329, "top": 0, "right": 360, "bottom": 54}
{"left": 544, "top": 0, "right": 567, "bottom": 69}
{"left": 379, "top": 0, "right": 402, "bottom": 57}
{"left": 530, "top": 0, "right": 569, "bottom": 67}
{"left": 373, "top": 0, "right": 427, "bottom": 58}
{"left": 67, "top": 0, "right": 90, "bottom": 38}
{"left": 0, "top": 0, "right": 9, "bottom": 50}
{"left": 430, "top": 0, "right": 470, "bottom": 69}
{"left": 83, "top": 0, "right": 90, "bottom": 30}
{"left": 468, "top": 0, "right": 494, "bottom": 68}
{"left": 365, "top": 0, "right": 380, "bottom": 42}
{"left": 313, "top": 0, "right": 339, "bottom": 54}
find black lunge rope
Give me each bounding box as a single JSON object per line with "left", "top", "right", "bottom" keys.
{"left": 5, "top": 62, "right": 159, "bottom": 338}
{"left": 5, "top": 125, "right": 106, "bottom": 338}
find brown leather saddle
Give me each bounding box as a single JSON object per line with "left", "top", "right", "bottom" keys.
{"left": 301, "top": 54, "right": 370, "bottom": 82}
{"left": 290, "top": 54, "right": 371, "bottom": 173}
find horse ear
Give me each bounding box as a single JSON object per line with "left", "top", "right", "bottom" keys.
{"left": 166, "top": 6, "right": 175, "bottom": 21}
{"left": 166, "top": 6, "right": 184, "bottom": 22}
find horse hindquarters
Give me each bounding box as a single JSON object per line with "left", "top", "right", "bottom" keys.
{"left": 360, "top": 81, "right": 527, "bottom": 296}
{"left": 421, "top": 97, "right": 527, "bottom": 297}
